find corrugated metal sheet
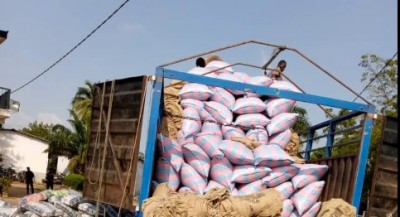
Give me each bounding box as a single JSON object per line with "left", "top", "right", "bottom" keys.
{"left": 83, "top": 76, "right": 147, "bottom": 209}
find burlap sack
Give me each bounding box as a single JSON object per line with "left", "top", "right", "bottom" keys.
{"left": 316, "top": 198, "right": 356, "bottom": 217}
{"left": 234, "top": 188, "right": 282, "bottom": 217}
{"left": 152, "top": 183, "right": 173, "bottom": 198}
{"left": 231, "top": 136, "right": 261, "bottom": 150}
{"left": 160, "top": 116, "right": 178, "bottom": 139}
{"left": 203, "top": 188, "right": 252, "bottom": 217}
{"left": 285, "top": 141, "right": 299, "bottom": 156}
{"left": 164, "top": 100, "right": 183, "bottom": 129}
{"left": 292, "top": 156, "right": 305, "bottom": 164}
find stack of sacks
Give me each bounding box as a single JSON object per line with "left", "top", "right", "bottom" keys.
{"left": 1, "top": 189, "right": 130, "bottom": 217}
{"left": 154, "top": 61, "right": 329, "bottom": 217}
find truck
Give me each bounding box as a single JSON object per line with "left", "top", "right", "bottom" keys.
{"left": 82, "top": 40, "right": 396, "bottom": 217}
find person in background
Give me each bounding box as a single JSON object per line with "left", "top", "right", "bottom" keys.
{"left": 196, "top": 57, "right": 206, "bottom": 68}
{"left": 267, "top": 60, "right": 287, "bottom": 81}
{"left": 25, "top": 167, "right": 35, "bottom": 195}
{"left": 46, "top": 170, "right": 54, "bottom": 190}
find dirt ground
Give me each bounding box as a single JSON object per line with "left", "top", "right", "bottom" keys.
{"left": 1, "top": 181, "right": 63, "bottom": 206}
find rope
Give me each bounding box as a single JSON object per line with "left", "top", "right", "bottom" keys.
{"left": 95, "top": 80, "right": 115, "bottom": 217}
{"left": 88, "top": 83, "right": 106, "bottom": 184}
{"left": 117, "top": 76, "right": 150, "bottom": 216}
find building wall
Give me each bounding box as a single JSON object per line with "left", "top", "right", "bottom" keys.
{"left": 0, "top": 130, "right": 49, "bottom": 182}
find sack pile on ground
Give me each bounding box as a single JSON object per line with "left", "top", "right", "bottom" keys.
{"left": 0, "top": 189, "right": 134, "bottom": 217}
{"left": 154, "top": 60, "right": 330, "bottom": 216}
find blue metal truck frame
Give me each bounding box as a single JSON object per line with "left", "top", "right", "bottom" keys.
{"left": 137, "top": 67, "right": 376, "bottom": 216}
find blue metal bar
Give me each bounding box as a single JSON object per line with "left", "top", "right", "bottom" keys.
{"left": 325, "top": 122, "right": 336, "bottom": 157}
{"left": 138, "top": 69, "right": 164, "bottom": 216}
{"left": 310, "top": 111, "right": 363, "bottom": 130}
{"left": 305, "top": 130, "right": 315, "bottom": 160}
{"left": 352, "top": 115, "right": 374, "bottom": 213}
{"left": 162, "top": 69, "right": 375, "bottom": 113}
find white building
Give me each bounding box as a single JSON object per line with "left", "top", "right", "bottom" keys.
{"left": 0, "top": 129, "right": 50, "bottom": 182}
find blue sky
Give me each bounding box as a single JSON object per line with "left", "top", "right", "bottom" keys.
{"left": 0, "top": 0, "right": 397, "bottom": 129}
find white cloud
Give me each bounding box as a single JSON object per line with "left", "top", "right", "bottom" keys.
{"left": 3, "top": 111, "right": 68, "bottom": 129}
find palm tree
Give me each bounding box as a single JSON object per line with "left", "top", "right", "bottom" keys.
{"left": 290, "top": 105, "right": 311, "bottom": 135}
{"left": 72, "top": 80, "right": 94, "bottom": 123}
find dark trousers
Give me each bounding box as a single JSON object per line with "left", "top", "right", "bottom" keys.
{"left": 26, "top": 181, "right": 34, "bottom": 195}
{"left": 46, "top": 181, "right": 54, "bottom": 190}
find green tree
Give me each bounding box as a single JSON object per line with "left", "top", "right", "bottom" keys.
{"left": 72, "top": 80, "right": 94, "bottom": 123}
{"left": 290, "top": 105, "right": 311, "bottom": 134}
{"left": 359, "top": 54, "right": 398, "bottom": 117}
{"left": 21, "top": 121, "right": 54, "bottom": 140}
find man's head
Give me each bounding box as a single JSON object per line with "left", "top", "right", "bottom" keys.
{"left": 196, "top": 57, "right": 206, "bottom": 68}
{"left": 277, "top": 60, "right": 287, "bottom": 71}
{"left": 27, "top": 167, "right": 30, "bottom": 171}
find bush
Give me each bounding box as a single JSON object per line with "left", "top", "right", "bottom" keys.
{"left": 0, "top": 177, "right": 12, "bottom": 192}
{"left": 63, "top": 173, "right": 84, "bottom": 191}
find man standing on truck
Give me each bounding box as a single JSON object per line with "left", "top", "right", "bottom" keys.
{"left": 267, "top": 60, "right": 287, "bottom": 81}
{"left": 25, "top": 167, "right": 35, "bottom": 195}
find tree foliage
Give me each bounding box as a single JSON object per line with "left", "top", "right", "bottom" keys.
{"left": 359, "top": 54, "right": 398, "bottom": 117}
{"left": 21, "top": 121, "right": 54, "bottom": 140}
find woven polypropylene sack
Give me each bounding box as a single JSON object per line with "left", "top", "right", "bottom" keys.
{"left": 210, "top": 157, "right": 234, "bottom": 191}
{"left": 54, "top": 201, "right": 80, "bottom": 217}
{"left": 0, "top": 200, "right": 10, "bottom": 208}
{"left": 205, "top": 60, "right": 234, "bottom": 74}
{"left": 23, "top": 202, "right": 62, "bottom": 217}
{"left": 262, "top": 165, "right": 299, "bottom": 187}
{"left": 231, "top": 188, "right": 239, "bottom": 196}
{"left": 204, "top": 101, "right": 233, "bottom": 125}
{"left": 234, "top": 72, "right": 251, "bottom": 82}
{"left": 18, "top": 193, "right": 47, "bottom": 207}
{"left": 210, "top": 87, "right": 236, "bottom": 110}
{"left": 219, "top": 140, "right": 254, "bottom": 165}
{"left": 254, "top": 144, "right": 295, "bottom": 168}
{"left": 181, "top": 107, "right": 202, "bottom": 137}
{"left": 274, "top": 182, "right": 295, "bottom": 200}
{"left": 179, "top": 83, "right": 213, "bottom": 100}
{"left": 194, "top": 132, "right": 224, "bottom": 159}
{"left": 246, "top": 128, "right": 269, "bottom": 146}
{"left": 268, "top": 129, "right": 292, "bottom": 149}
{"left": 267, "top": 113, "right": 298, "bottom": 136}
{"left": 233, "top": 97, "right": 266, "bottom": 114}
{"left": 204, "top": 180, "right": 225, "bottom": 194}
{"left": 221, "top": 125, "right": 245, "bottom": 140}
{"left": 302, "top": 202, "right": 322, "bottom": 217}
{"left": 231, "top": 165, "right": 271, "bottom": 184}
{"left": 265, "top": 98, "right": 296, "bottom": 118}
{"left": 218, "top": 72, "right": 245, "bottom": 95}
{"left": 234, "top": 114, "right": 270, "bottom": 129}
{"left": 270, "top": 80, "right": 301, "bottom": 93}
{"left": 177, "top": 130, "right": 194, "bottom": 146}
{"left": 187, "top": 66, "right": 210, "bottom": 75}
{"left": 157, "top": 134, "right": 184, "bottom": 172}
{"left": 61, "top": 195, "right": 84, "bottom": 208}
{"left": 182, "top": 143, "right": 210, "bottom": 177}
{"left": 201, "top": 121, "right": 222, "bottom": 138}
{"left": 180, "top": 163, "right": 207, "bottom": 195}
{"left": 245, "top": 76, "right": 273, "bottom": 97}
{"left": 180, "top": 98, "right": 204, "bottom": 109}
{"left": 154, "top": 158, "right": 180, "bottom": 191}
{"left": 282, "top": 199, "right": 294, "bottom": 217}
{"left": 78, "top": 202, "right": 97, "bottom": 215}
{"left": 237, "top": 180, "right": 265, "bottom": 196}
{"left": 0, "top": 208, "right": 19, "bottom": 217}
{"left": 178, "top": 186, "right": 194, "bottom": 193}
{"left": 291, "top": 164, "right": 329, "bottom": 189}
{"left": 198, "top": 107, "right": 215, "bottom": 122}
{"left": 291, "top": 181, "right": 325, "bottom": 215}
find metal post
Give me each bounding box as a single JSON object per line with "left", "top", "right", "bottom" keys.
{"left": 138, "top": 68, "right": 164, "bottom": 217}
{"left": 305, "top": 129, "right": 315, "bottom": 160}
{"left": 352, "top": 114, "right": 374, "bottom": 213}
{"left": 326, "top": 122, "right": 336, "bottom": 157}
